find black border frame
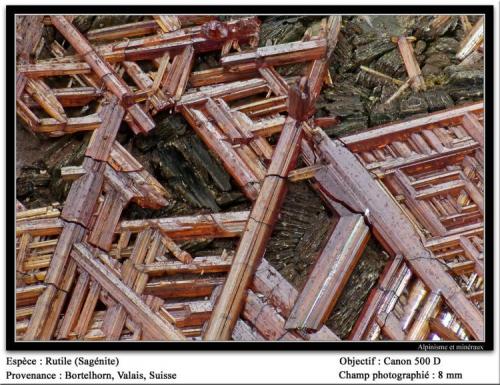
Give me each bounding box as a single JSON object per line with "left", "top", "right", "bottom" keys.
{"left": 6, "top": 4, "right": 494, "bottom": 351}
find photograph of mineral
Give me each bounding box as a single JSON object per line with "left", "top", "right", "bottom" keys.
{"left": 13, "top": 12, "right": 487, "bottom": 343}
